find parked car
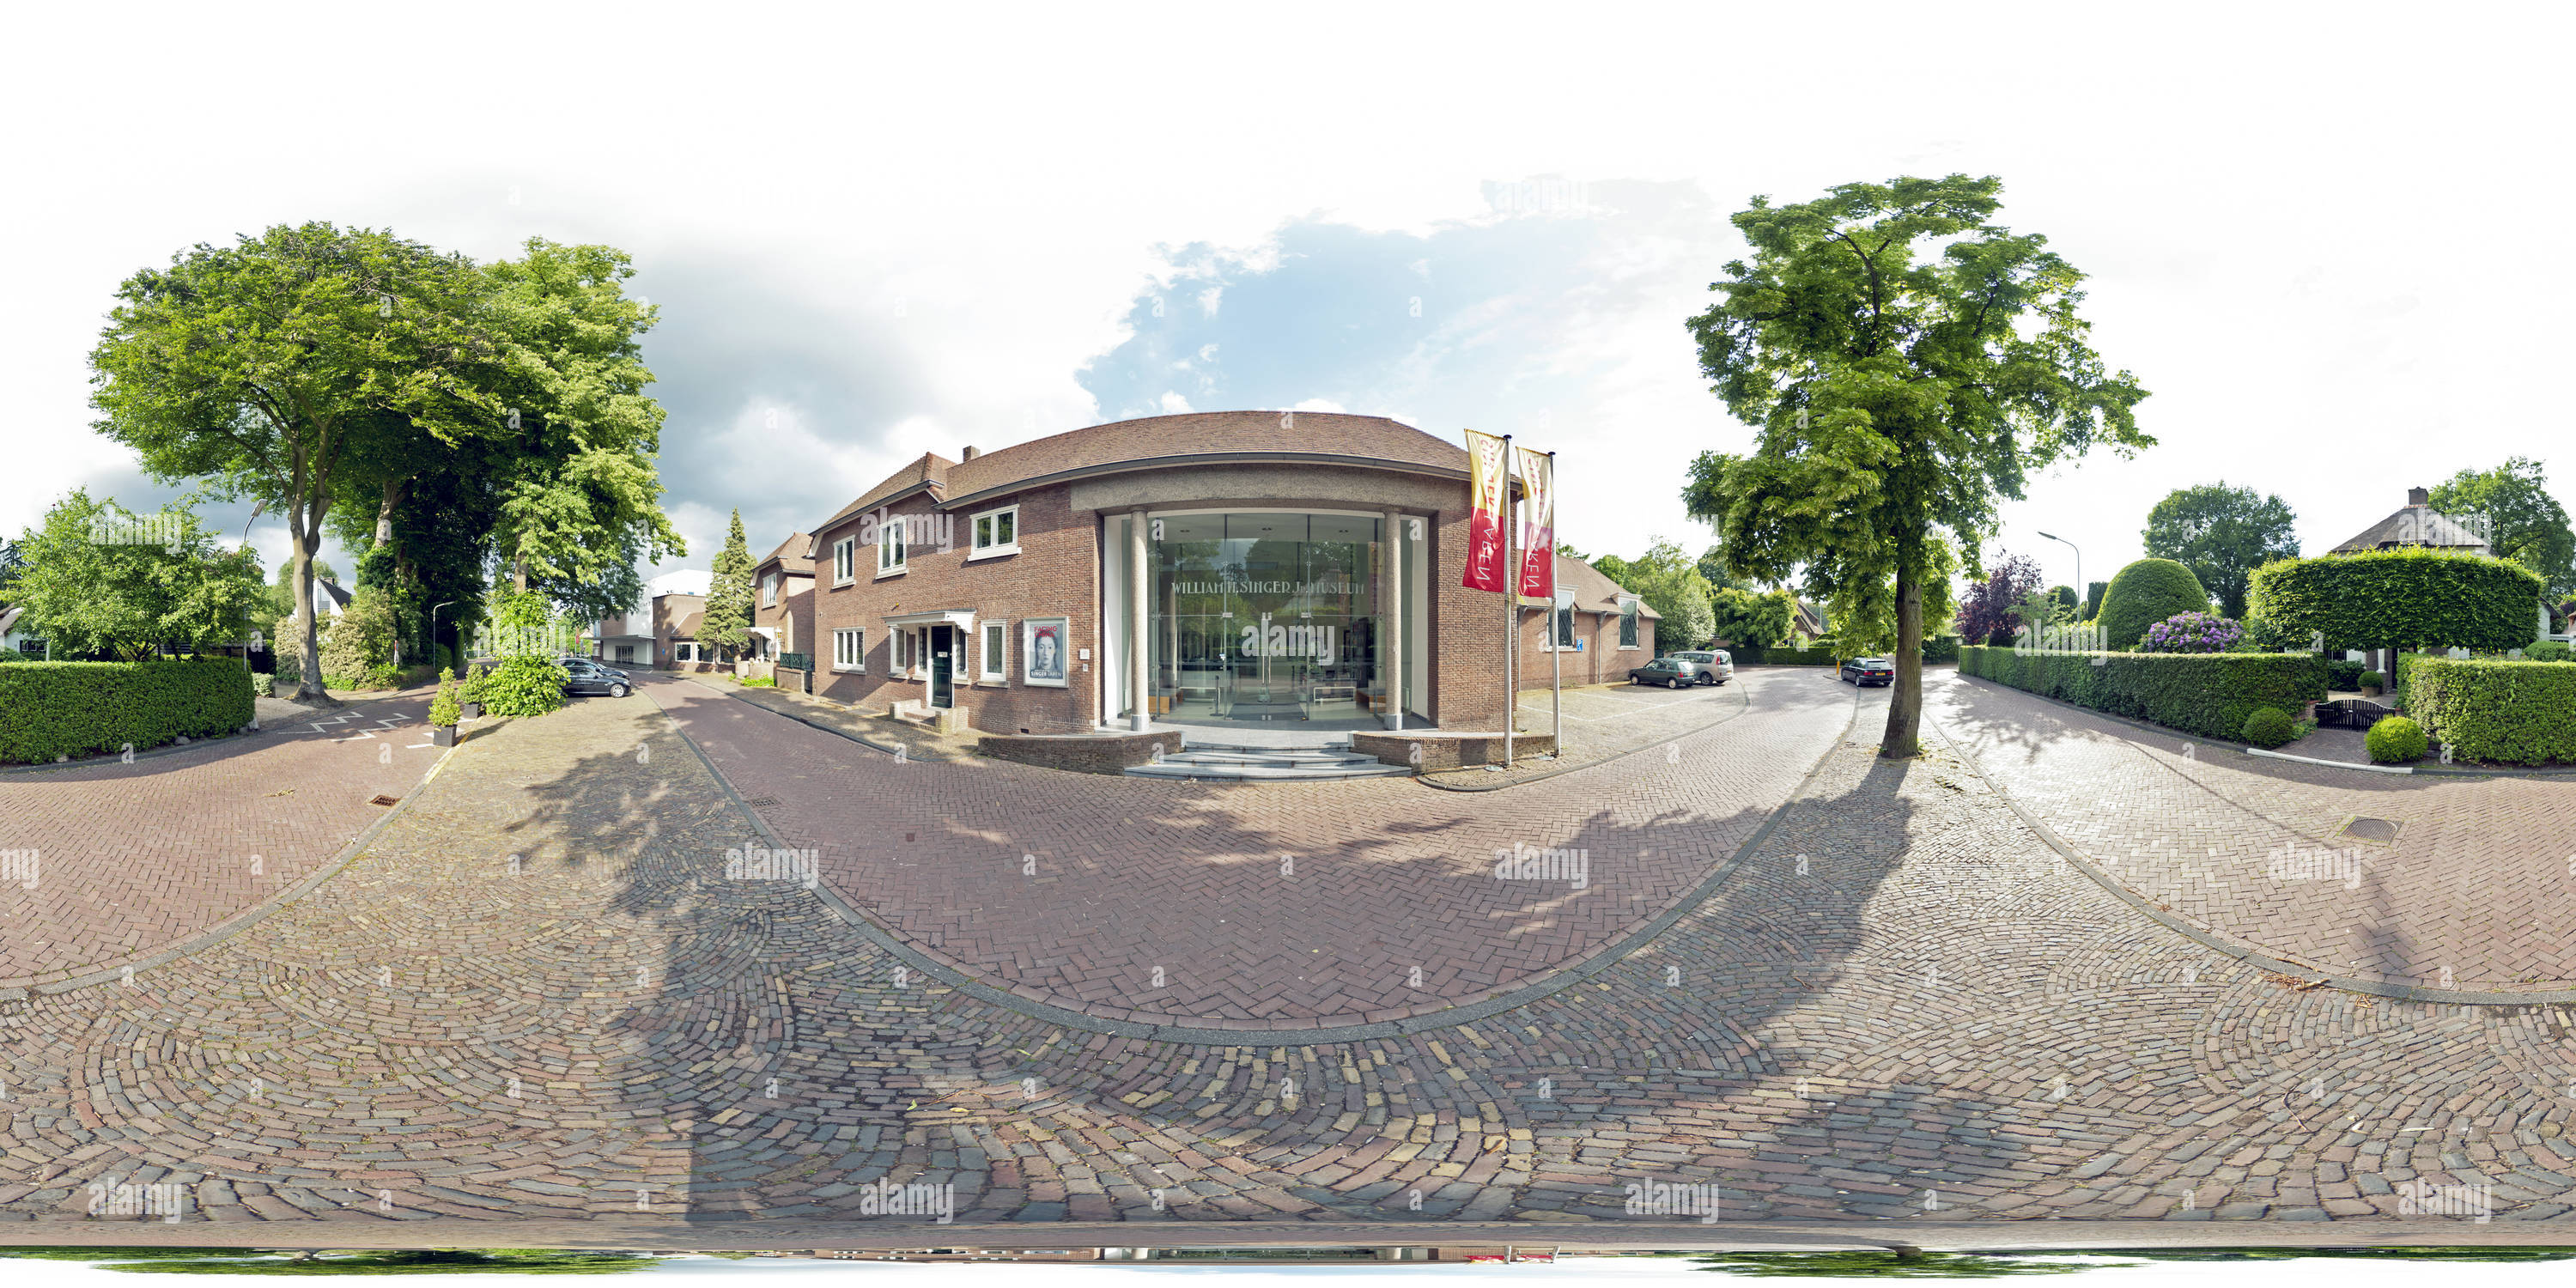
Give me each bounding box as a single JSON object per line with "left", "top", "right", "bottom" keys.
{"left": 1838, "top": 656, "right": 1894, "bottom": 687}
{"left": 1668, "top": 649, "right": 1734, "bottom": 685}
{"left": 559, "top": 655, "right": 634, "bottom": 698}
{"left": 1628, "top": 656, "right": 1700, "bottom": 688}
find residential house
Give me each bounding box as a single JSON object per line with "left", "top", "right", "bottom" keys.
{"left": 751, "top": 531, "right": 817, "bottom": 670}
{"left": 1516, "top": 553, "right": 1660, "bottom": 685}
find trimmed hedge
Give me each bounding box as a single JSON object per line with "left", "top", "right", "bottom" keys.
{"left": 2249, "top": 547, "right": 2545, "bottom": 655}
{"left": 2366, "top": 714, "right": 2428, "bottom": 764}
{"left": 1759, "top": 646, "right": 1840, "bottom": 665}
{"left": 0, "top": 658, "right": 258, "bottom": 764}
{"left": 2402, "top": 658, "right": 2576, "bottom": 764}
{"left": 2098, "top": 559, "right": 2212, "bottom": 651}
{"left": 1921, "top": 635, "right": 1962, "bottom": 664}
{"left": 1959, "top": 645, "right": 2327, "bottom": 740}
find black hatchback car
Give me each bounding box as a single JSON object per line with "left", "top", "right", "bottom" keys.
{"left": 559, "top": 655, "right": 634, "bottom": 698}
{"left": 1628, "top": 657, "right": 1699, "bottom": 688}
{"left": 1838, "top": 656, "right": 1894, "bottom": 687}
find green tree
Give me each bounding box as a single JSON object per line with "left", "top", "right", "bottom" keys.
{"left": 318, "top": 584, "right": 398, "bottom": 686}
{"left": 1696, "top": 544, "right": 1751, "bottom": 592}
{"left": 701, "top": 508, "right": 755, "bottom": 660}
{"left": 2083, "top": 580, "right": 2107, "bottom": 621}
{"left": 1710, "top": 586, "right": 1796, "bottom": 650}
{"left": 1683, "top": 174, "right": 2150, "bottom": 755}
{"left": 6, "top": 490, "right": 265, "bottom": 660}
{"left": 482, "top": 240, "right": 684, "bottom": 599}
{"left": 89, "top": 223, "right": 503, "bottom": 701}
{"left": 267, "top": 555, "right": 340, "bottom": 623}
{"left": 2141, "top": 482, "right": 2300, "bottom": 617}
{"left": 2428, "top": 457, "right": 2576, "bottom": 599}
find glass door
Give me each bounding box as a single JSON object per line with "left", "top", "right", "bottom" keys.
{"left": 929, "top": 624, "right": 954, "bottom": 708}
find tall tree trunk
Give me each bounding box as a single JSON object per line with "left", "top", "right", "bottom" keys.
{"left": 291, "top": 514, "right": 328, "bottom": 703}
{"left": 1880, "top": 558, "right": 1924, "bottom": 758}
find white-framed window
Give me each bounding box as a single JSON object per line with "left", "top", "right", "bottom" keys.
{"left": 761, "top": 573, "right": 779, "bottom": 607}
{"left": 832, "top": 536, "right": 855, "bottom": 586}
{"left": 980, "top": 620, "right": 1007, "bottom": 682}
{"left": 1619, "top": 598, "right": 1640, "bottom": 649}
{"left": 877, "top": 516, "right": 907, "bottom": 576}
{"left": 833, "top": 627, "right": 865, "bottom": 671}
{"left": 676, "top": 641, "right": 696, "bottom": 663}
{"left": 894, "top": 627, "right": 916, "bottom": 675}
{"left": 968, "top": 505, "right": 1020, "bottom": 559}
{"left": 1553, "top": 605, "right": 1576, "bottom": 650}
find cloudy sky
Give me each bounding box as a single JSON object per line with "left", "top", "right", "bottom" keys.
{"left": 5, "top": 3, "right": 2567, "bottom": 605}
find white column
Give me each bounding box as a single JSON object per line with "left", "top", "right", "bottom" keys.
{"left": 1383, "top": 508, "right": 1405, "bottom": 731}
{"left": 1129, "top": 507, "right": 1151, "bottom": 732}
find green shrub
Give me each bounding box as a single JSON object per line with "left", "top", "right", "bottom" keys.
{"left": 2526, "top": 641, "right": 2573, "bottom": 663}
{"left": 1920, "top": 635, "right": 1961, "bottom": 664}
{"left": 2325, "top": 660, "right": 2364, "bottom": 690}
{"left": 2359, "top": 670, "right": 2385, "bottom": 690}
{"left": 2403, "top": 658, "right": 2576, "bottom": 764}
{"left": 2366, "top": 714, "right": 2428, "bottom": 763}
{"left": 1759, "top": 646, "right": 1839, "bottom": 665}
{"left": 478, "top": 655, "right": 568, "bottom": 718}
{"left": 428, "top": 668, "right": 462, "bottom": 727}
{"left": 1958, "top": 645, "right": 2327, "bottom": 740}
{"left": 2241, "top": 707, "right": 2297, "bottom": 748}
{"left": 319, "top": 587, "right": 397, "bottom": 685}
{"left": 0, "top": 658, "right": 258, "bottom": 764}
{"left": 2249, "top": 547, "right": 2547, "bottom": 656}
{"left": 732, "top": 673, "right": 777, "bottom": 687}
{"left": 2097, "top": 559, "right": 2213, "bottom": 651}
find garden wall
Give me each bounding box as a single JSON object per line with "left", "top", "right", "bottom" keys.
{"left": 0, "top": 658, "right": 259, "bottom": 764}
{"left": 1959, "top": 646, "right": 2327, "bottom": 740}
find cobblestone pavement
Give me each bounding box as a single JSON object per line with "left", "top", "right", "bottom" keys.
{"left": 4, "top": 677, "right": 2573, "bottom": 1229}
{"left": 0, "top": 693, "right": 440, "bottom": 987}
{"left": 1927, "top": 670, "right": 2576, "bottom": 995}
{"left": 639, "top": 670, "right": 1852, "bottom": 1029}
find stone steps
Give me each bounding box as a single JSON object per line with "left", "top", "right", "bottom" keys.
{"left": 1124, "top": 744, "right": 1412, "bottom": 781}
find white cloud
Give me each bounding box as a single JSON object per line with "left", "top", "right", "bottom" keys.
{"left": 1157, "top": 391, "right": 1194, "bottom": 414}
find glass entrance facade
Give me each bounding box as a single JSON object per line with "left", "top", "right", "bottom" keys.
{"left": 1145, "top": 512, "right": 1405, "bottom": 726}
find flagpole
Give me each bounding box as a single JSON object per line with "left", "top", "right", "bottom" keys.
{"left": 1546, "top": 449, "right": 1561, "bottom": 753}
{"left": 1502, "top": 433, "right": 1516, "bottom": 769}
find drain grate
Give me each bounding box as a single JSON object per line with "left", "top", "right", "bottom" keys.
{"left": 2337, "top": 816, "right": 2402, "bottom": 845}
{"left": 368, "top": 794, "right": 401, "bottom": 807}
{"left": 741, "top": 796, "right": 781, "bottom": 809}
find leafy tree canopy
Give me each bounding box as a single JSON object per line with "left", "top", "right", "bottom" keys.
{"left": 6, "top": 489, "right": 266, "bottom": 660}
{"left": 2142, "top": 482, "right": 2300, "bottom": 617}
{"left": 2428, "top": 456, "right": 2576, "bottom": 599}
{"left": 1710, "top": 586, "right": 1797, "bottom": 650}
{"left": 1682, "top": 173, "right": 2149, "bottom": 755}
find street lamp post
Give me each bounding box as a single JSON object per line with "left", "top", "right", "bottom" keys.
{"left": 428, "top": 601, "right": 456, "bottom": 670}
{"left": 2037, "top": 532, "right": 2081, "bottom": 620}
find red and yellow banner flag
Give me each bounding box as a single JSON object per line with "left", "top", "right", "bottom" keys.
{"left": 1516, "top": 446, "right": 1553, "bottom": 603}
{"left": 1461, "top": 429, "right": 1510, "bottom": 592}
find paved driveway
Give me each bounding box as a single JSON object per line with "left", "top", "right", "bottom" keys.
{"left": 1928, "top": 670, "right": 2576, "bottom": 995}
{"left": 640, "top": 669, "right": 1855, "bottom": 1029}
{"left": 0, "top": 692, "right": 442, "bottom": 987}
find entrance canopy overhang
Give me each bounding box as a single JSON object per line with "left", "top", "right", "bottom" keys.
{"left": 882, "top": 609, "right": 976, "bottom": 629}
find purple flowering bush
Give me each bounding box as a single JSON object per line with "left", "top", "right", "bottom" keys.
{"left": 2140, "top": 611, "right": 2242, "bottom": 653}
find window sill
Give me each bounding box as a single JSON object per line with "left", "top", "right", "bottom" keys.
{"left": 874, "top": 568, "right": 908, "bottom": 580}
{"left": 831, "top": 577, "right": 854, "bottom": 589}
{"left": 964, "top": 545, "right": 1020, "bottom": 562}
{"left": 832, "top": 665, "right": 866, "bottom": 674}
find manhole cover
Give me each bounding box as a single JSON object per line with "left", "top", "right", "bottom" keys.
{"left": 2338, "top": 816, "right": 2402, "bottom": 844}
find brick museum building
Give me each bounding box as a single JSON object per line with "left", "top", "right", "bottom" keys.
{"left": 799, "top": 410, "right": 1658, "bottom": 737}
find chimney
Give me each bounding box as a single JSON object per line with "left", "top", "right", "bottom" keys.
{"left": 961, "top": 446, "right": 980, "bottom": 461}
{"left": 2407, "top": 486, "right": 2428, "bottom": 507}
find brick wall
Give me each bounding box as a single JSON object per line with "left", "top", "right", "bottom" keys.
{"left": 810, "top": 483, "right": 1102, "bottom": 734}
{"left": 1514, "top": 604, "right": 1655, "bottom": 690}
